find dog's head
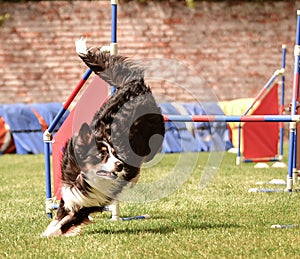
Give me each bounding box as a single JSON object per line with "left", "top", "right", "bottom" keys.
{"left": 73, "top": 122, "right": 123, "bottom": 179}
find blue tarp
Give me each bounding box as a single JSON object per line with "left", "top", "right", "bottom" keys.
{"left": 198, "top": 102, "right": 233, "bottom": 151}
{"left": 160, "top": 102, "right": 232, "bottom": 153}
{"left": 0, "top": 103, "right": 68, "bottom": 154}
{"left": 30, "top": 102, "right": 69, "bottom": 133}
{"left": 160, "top": 103, "right": 200, "bottom": 153}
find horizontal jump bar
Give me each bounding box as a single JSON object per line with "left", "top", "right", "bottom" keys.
{"left": 163, "top": 115, "right": 300, "bottom": 122}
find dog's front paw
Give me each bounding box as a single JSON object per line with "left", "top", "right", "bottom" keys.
{"left": 40, "top": 219, "right": 62, "bottom": 238}
{"left": 75, "top": 37, "right": 88, "bottom": 55}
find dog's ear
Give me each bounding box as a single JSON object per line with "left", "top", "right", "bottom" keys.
{"left": 93, "top": 121, "right": 108, "bottom": 149}
{"left": 77, "top": 122, "right": 93, "bottom": 146}
{"left": 75, "top": 123, "right": 95, "bottom": 165}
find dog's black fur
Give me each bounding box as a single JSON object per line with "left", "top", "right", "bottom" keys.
{"left": 42, "top": 42, "right": 165, "bottom": 237}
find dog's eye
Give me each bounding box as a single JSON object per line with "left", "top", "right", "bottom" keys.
{"left": 100, "top": 146, "right": 107, "bottom": 153}
{"left": 99, "top": 150, "right": 108, "bottom": 160}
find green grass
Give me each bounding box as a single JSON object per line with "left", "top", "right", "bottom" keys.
{"left": 1, "top": 149, "right": 300, "bottom": 258}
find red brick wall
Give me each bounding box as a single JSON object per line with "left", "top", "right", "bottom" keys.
{"left": 0, "top": 1, "right": 299, "bottom": 104}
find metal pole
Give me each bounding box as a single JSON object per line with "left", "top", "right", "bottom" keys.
{"left": 163, "top": 115, "right": 300, "bottom": 123}
{"left": 110, "top": 0, "right": 118, "bottom": 94}
{"left": 279, "top": 44, "right": 286, "bottom": 159}
{"left": 108, "top": 0, "right": 120, "bottom": 220}
{"left": 287, "top": 10, "right": 300, "bottom": 192}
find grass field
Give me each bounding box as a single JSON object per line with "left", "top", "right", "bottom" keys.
{"left": 1, "top": 149, "right": 300, "bottom": 258}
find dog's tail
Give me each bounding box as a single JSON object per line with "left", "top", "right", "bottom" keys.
{"left": 75, "top": 38, "right": 144, "bottom": 89}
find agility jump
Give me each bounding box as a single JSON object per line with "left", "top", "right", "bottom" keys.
{"left": 43, "top": 0, "right": 119, "bottom": 219}
{"left": 42, "top": 1, "right": 300, "bottom": 221}
{"left": 236, "top": 45, "right": 286, "bottom": 165}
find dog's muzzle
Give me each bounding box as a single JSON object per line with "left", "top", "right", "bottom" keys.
{"left": 96, "top": 159, "right": 124, "bottom": 180}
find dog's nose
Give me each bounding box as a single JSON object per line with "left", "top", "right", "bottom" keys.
{"left": 115, "top": 161, "right": 123, "bottom": 172}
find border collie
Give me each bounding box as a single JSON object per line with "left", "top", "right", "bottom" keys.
{"left": 41, "top": 38, "right": 165, "bottom": 237}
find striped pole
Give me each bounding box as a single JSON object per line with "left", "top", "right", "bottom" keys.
{"left": 287, "top": 10, "right": 300, "bottom": 192}
{"left": 43, "top": 69, "right": 92, "bottom": 218}
{"left": 163, "top": 115, "right": 300, "bottom": 123}
{"left": 48, "top": 69, "right": 92, "bottom": 134}
{"left": 243, "top": 157, "right": 281, "bottom": 163}
{"left": 165, "top": 114, "right": 297, "bottom": 166}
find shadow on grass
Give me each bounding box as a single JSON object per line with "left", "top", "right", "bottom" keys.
{"left": 86, "top": 216, "right": 241, "bottom": 235}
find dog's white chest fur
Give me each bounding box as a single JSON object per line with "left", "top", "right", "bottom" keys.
{"left": 62, "top": 172, "right": 121, "bottom": 211}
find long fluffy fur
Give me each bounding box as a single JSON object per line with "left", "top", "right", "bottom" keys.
{"left": 41, "top": 40, "right": 165, "bottom": 237}
{"left": 78, "top": 45, "right": 165, "bottom": 181}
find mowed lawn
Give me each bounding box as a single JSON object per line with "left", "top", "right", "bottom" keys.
{"left": 1, "top": 149, "right": 300, "bottom": 258}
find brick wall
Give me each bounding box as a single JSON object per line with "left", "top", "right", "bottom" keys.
{"left": 0, "top": 1, "right": 299, "bottom": 104}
